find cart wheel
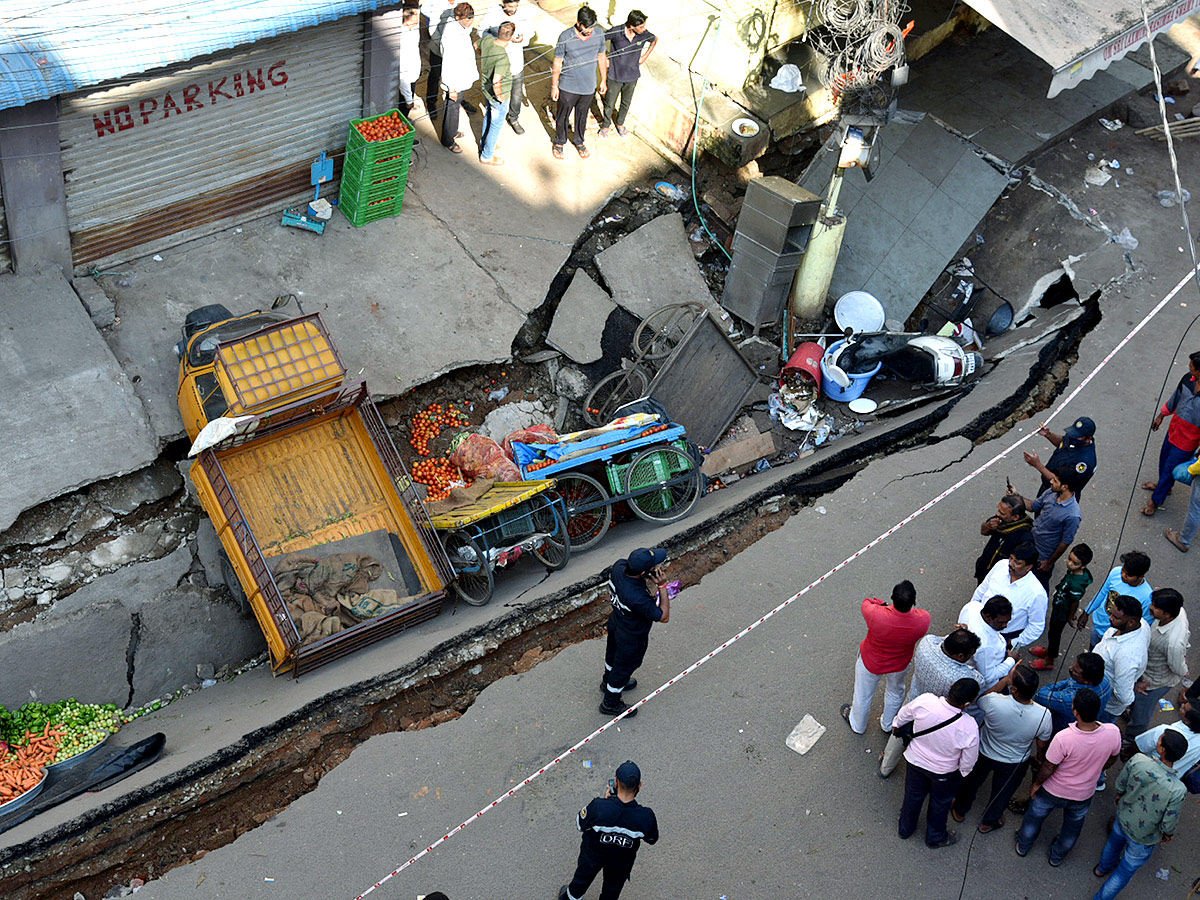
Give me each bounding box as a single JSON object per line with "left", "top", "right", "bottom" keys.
{"left": 530, "top": 493, "right": 572, "bottom": 570}
{"left": 555, "top": 472, "right": 613, "bottom": 551}
{"left": 633, "top": 302, "right": 705, "bottom": 361}
{"left": 624, "top": 446, "right": 701, "bottom": 524}
{"left": 583, "top": 367, "right": 650, "bottom": 427}
{"left": 443, "top": 530, "right": 494, "bottom": 606}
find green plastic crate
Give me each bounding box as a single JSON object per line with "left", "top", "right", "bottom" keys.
{"left": 604, "top": 439, "right": 692, "bottom": 495}
{"left": 340, "top": 190, "right": 406, "bottom": 227}
{"left": 341, "top": 167, "right": 409, "bottom": 204}
{"left": 344, "top": 109, "right": 415, "bottom": 170}
{"left": 343, "top": 149, "right": 410, "bottom": 181}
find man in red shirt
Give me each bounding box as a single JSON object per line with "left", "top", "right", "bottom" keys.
{"left": 841, "top": 581, "right": 932, "bottom": 734}
{"left": 1142, "top": 351, "right": 1200, "bottom": 516}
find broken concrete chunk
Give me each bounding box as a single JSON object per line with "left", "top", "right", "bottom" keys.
{"left": 87, "top": 522, "right": 168, "bottom": 570}
{"left": 0, "top": 494, "right": 86, "bottom": 551}
{"left": 546, "top": 270, "right": 616, "bottom": 364}
{"left": 53, "top": 542, "right": 193, "bottom": 618}
{"left": 91, "top": 460, "right": 183, "bottom": 516}
{"left": 479, "top": 400, "right": 550, "bottom": 443}
{"left": 594, "top": 212, "right": 719, "bottom": 321}
{"left": 0, "top": 599, "right": 132, "bottom": 708}
{"left": 554, "top": 366, "right": 592, "bottom": 402}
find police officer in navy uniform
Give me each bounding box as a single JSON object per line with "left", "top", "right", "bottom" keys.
{"left": 599, "top": 547, "right": 670, "bottom": 718}
{"left": 1027, "top": 415, "right": 1097, "bottom": 499}
{"left": 558, "top": 760, "right": 659, "bottom": 900}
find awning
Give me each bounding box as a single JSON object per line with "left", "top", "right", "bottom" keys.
{"left": 962, "top": 0, "right": 1198, "bottom": 97}
{"left": 0, "top": 0, "right": 396, "bottom": 111}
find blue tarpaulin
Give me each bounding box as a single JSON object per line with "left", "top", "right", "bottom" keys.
{"left": 511, "top": 424, "right": 657, "bottom": 466}
{"left": 0, "top": 0, "right": 395, "bottom": 111}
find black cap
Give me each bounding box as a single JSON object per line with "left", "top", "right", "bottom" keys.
{"left": 627, "top": 548, "right": 666, "bottom": 573}
{"left": 615, "top": 760, "right": 641, "bottom": 787}
{"left": 1063, "top": 416, "right": 1095, "bottom": 440}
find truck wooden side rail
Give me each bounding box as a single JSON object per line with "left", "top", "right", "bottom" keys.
{"left": 179, "top": 311, "right": 453, "bottom": 676}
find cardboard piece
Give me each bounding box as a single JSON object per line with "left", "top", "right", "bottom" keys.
{"left": 701, "top": 427, "right": 777, "bottom": 476}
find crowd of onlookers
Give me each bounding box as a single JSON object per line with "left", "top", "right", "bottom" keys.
{"left": 393, "top": 2, "right": 656, "bottom": 163}
{"left": 843, "top": 411, "right": 1198, "bottom": 899}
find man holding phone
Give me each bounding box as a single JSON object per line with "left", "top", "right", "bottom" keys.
{"left": 600, "top": 547, "right": 670, "bottom": 718}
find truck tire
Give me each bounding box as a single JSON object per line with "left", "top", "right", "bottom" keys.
{"left": 217, "top": 549, "right": 251, "bottom": 616}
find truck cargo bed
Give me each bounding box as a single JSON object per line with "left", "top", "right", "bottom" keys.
{"left": 220, "top": 413, "right": 400, "bottom": 557}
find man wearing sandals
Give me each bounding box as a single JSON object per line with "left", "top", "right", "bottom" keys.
{"left": 1091, "top": 730, "right": 1186, "bottom": 900}
{"left": 599, "top": 10, "right": 656, "bottom": 139}
{"left": 550, "top": 6, "right": 607, "bottom": 160}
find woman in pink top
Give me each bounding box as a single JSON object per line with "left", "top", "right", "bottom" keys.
{"left": 841, "top": 581, "right": 932, "bottom": 734}
{"left": 1015, "top": 688, "right": 1122, "bottom": 864}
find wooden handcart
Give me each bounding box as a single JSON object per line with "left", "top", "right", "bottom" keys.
{"left": 430, "top": 480, "right": 570, "bottom": 606}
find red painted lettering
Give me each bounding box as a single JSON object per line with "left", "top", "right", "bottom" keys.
{"left": 267, "top": 60, "right": 288, "bottom": 86}
{"left": 138, "top": 97, "right": 158, "bottom": 125}
{"left": 114, "top": 105, "right": 134, "bottom": 131}
{"left": 232, "top": 72, "right": 244, "bottom": 98}
{"left": 246, "top": 67, "right": 266, "bottom": 93}
{"left": 182, "top": 83, "right": 203, "bottom": 110}
{"left": 161, "top": 92, "right": 181, "bottom": 118}
{"left": 208, "top": 77, "right": 232, "bottom": 103}
{"left": 92, "top": 112, "right": 116, "bottom": 137}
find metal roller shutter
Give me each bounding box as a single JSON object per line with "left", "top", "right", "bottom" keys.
{"left": 59, "top": 17, "right": 363, "bottom": 269}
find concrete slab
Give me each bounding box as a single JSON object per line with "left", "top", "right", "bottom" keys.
{"left": 594, "top": 212, "right": 718, "bottom": 321}
{"left": 987, "top": 302, "right": 1088, "bottom": 360}
{"left": 131, "top": 585, "right": 265, "bottom": 705}
{"left": 0, "top": 599, "right": 131, "bottom": 708}
{"left": 932, "top": 334, "right": 1055, "bottom": 439}
{"left": 0, "top": 272, "right": 158, "bottom": 532}
{"left": 545, "top": 270, "right": 615, "bottom": 364}
{"left": 50, "top": 543, "right": 193, "bottom": 618}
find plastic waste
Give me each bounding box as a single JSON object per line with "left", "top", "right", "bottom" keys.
{"left": 487, "top": 386, "right": 510, "bottom": 401}
{"left": 1112, "top": 227, "right": 1139, "bottom": 250}
{"left": 769, "top": 64, "right": 806, "bottom": 93}
{"left": 1099, "top": 117, "right": 1124, "bottom": 131}
{"left": 1157, "top": 189, "right": 1192, "bottom": 207}
{"left": 785, "top": 715, "right": 826, "bottom": 754}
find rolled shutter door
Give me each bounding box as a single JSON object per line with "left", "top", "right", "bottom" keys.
{"left": 58, "top": 17, "right": 363, "bottom": 269}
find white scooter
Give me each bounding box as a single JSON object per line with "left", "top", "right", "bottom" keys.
{"left": 825, "top": 332, "right": 983, "bottom": 388}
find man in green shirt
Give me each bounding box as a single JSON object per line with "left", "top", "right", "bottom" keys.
{"left": 1091, "top": 729, "right": 1187, "bottom": 899}
{"left": 478, "top": 21, "right": 514, "bottom": 165}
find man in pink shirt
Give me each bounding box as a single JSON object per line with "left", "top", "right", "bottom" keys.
{"left": 841, "top": 581, "right": 932, "bottom": 734}
{"left": 894, "top": 678, "right": 981, "bottom": 847}
{"left": 1015, "top": 688, "right": 1121, "bottom": 864}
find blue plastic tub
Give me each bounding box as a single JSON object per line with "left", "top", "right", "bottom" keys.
{"left": 820, "top": 340, "right": 881, "bottom": 402}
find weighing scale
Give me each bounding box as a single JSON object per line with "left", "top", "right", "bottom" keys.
{"left": 282, "top": 151, "right": 334, "bottom": 235}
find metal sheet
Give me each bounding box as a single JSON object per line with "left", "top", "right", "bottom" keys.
{"left": 646, "top": 314, "right": 760, "bottom": 449}
{"left": 58, "top": 18, "right": 363, "bottom": 268}
{"left": 0, "top": 180, "right": 10, "bottom": 273}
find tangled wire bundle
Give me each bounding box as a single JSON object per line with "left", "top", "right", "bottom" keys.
{"left": 809, "top": 0, "right": 911, "bottom": 100}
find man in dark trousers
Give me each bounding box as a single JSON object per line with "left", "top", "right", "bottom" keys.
{"left": 1029, "top": 416, "right": 1097, "bottom": 498}
{"left": 559, "top": 760, "right": 658, "bottom": 900}
{"left": 600, "top": 547, "right": 669, "bottom": 717}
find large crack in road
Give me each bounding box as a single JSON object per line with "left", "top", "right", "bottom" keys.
{"left": 0, "top": 298, "right": 1100, "bottom": 899}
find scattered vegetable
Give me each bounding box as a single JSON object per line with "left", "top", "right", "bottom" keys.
{"left": 0, "top": 699, "right": 120, "bottom": 765}
{"left": 408, "top": 402, "right": 469, "bottom": 457}
{"left": 355, "top": 111, "right": 411, "bottom": 142}
{"left": 0, "top": 723, "right": 59, "bottom": 804}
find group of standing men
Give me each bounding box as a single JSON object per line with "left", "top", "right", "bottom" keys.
{"left": 403, "top": 2, "right": 656, "bottom": 164}
{"left": 842, "top": 411, "right": 1198, "bottom": 898}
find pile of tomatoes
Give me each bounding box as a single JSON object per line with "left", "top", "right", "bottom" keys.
{"left": 355, "top": 112, "right": 412, "bottom": 142}
{"left": 412, "top": 458, "right": 464, "bottom": 502}
{"left": 409, "top": 403, "right": 470, "bottom": 457}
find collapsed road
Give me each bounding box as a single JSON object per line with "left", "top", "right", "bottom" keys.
{"left": 0, "top": 299, "right": 1099, "bottom": 899}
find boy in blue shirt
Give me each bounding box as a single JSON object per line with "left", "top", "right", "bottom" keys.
{"left": 1076, "top": 550, "right": 1152, "bottom": 648}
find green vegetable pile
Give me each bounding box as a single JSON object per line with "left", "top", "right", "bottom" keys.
{"left": 0, "top": 699, "right": 121, "bottom": 764}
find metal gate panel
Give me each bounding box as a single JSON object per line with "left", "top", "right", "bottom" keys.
{"left": 59, "top": 17, "right": 363, "bottom": 269}
{"left": 0, "top": 180, "right": 10, "bottom": 273}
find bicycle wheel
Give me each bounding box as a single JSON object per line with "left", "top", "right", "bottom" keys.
{"left": 624, "top": 446, "right": 701, "bottom": 524}
{"left": 555, "top": 472, "right": 613, "bottom": 551}
{"left": 530, "top": 493, "right": 571, "bottom": 570}
{"left": 633, "top": 303, "right": 703, "bottom": 361}
{"left": 443, "top": 530, "right": 494, "bottom": 606}
{"left": 583, "top": 367, "right": 650, "bottom": 427}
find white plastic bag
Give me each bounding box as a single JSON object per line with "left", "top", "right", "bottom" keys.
{"left": 769, "top": 64, "right": 806, "bottom": 93}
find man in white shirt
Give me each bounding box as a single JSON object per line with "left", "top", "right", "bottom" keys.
{"left": 1093, "top": 594, "right": 1151, "bottom": 722}
{"left": 971, "top": 543, "right": 1048, "bottom": 650}
{"left": 481, "top": 0, "right": 533, "bottom": 134}
{"left": 438, "top": 2, "right": 478, "bottom": 154}
{"left": 421, "top": 0, "right": 456, "bottom": 112}
{"left": 1136, "top": 704, "right": 1200, "bottom": 775}
{"left": 958, "top": 595, "right": 1016, "bottom": 689}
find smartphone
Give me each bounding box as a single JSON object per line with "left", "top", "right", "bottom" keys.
{"left": 608, "top": 778, "right": 616, "bottom": 794}
{"left": 1006, "top": 477, "right": 1013, "bottom": 492}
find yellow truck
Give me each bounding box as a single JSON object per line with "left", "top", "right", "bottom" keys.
{"left": 174, "top": 303, "right": 453, "bottom": 676}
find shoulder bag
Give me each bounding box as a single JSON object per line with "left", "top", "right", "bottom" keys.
{"left": 893, "top": 711, "right": 963, "bottom": 748}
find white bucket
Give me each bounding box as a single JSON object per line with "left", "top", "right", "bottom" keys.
{"left": 834, "top": 291, "right": 885, "bottom": 334}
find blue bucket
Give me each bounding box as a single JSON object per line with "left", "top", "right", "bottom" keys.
{"left": 820, "top": 340, "right": 881, "bottom": 402}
